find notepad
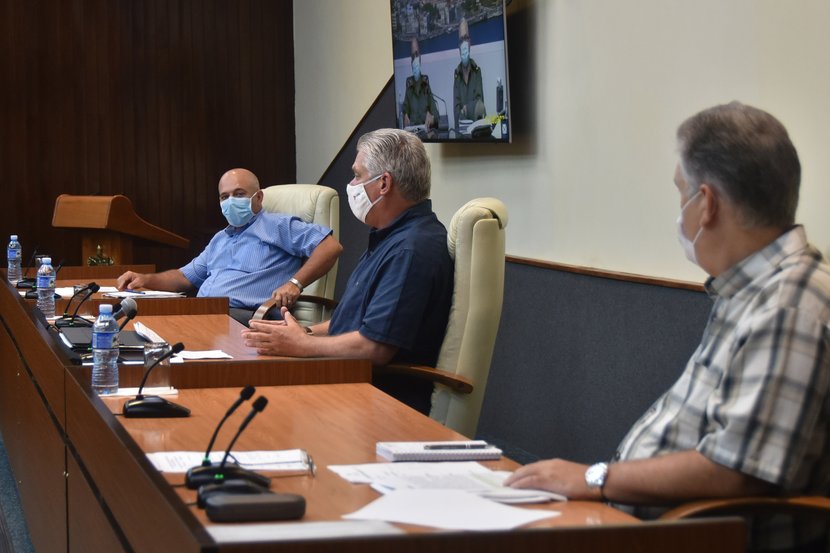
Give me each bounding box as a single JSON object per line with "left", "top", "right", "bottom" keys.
{"left": 376, "top": 441, "right": 502, "bottom": 462}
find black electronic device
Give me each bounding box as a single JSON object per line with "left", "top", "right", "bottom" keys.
{"left": 185, "top": 385, "right": 256, "bottom": 488}
{"left": 54, "top": 282, "right": 100, "bottom": 328}
{"left": 122, "top": 342, "right": 189, "bottom": 418}
{"left": 185, "top": 396, "right": 271, "bottom": 489}
{"left": 196, "top": 479, "right": 272, "bottom": 509}
{"left": 204, "top": 492, "right": 306, "bottom": 522}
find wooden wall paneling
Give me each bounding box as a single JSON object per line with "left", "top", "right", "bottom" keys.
{"left": 2, "top": 0, "right": 296, "bottom": 273}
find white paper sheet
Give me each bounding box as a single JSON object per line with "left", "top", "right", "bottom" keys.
{"left": 343, "top": 489, "right": 559, "bottom": 530}
{"left": 328, "top": 461, "right": 564, "bottom": 504}
{"left": 146, "top": 449, "right": 311, "bottom": 473}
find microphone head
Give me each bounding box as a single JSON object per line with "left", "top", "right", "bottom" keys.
{"left": 252, "top": 396, "right": 268, "bottom": 412}
{"left": 240, "top": 385, "right": 255, "bottom": 401}
{"left": 88, "top": 282, "right": 100, "bottom": 293}
{"left": 171, "top": 342, "right": 185, "bottom": 354}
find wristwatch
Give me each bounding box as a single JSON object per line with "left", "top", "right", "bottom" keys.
{"left": 585, "top": 462, "right": 609, "bottom": 498}
{"left": 288, "top": 277, "right": 304, "bottom": 293}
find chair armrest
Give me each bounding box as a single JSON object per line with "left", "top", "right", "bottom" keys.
{"left": 377, "top": 363, "right": 474, "bottom": 394}
{"left": 660, "top": 496, "right": 830, "bottom": 520}
{"left": 252, "top": 295, "right": 339, "bottom": 321}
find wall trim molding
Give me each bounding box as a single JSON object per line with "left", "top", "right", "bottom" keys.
{"left": 506, "top": 255, "right": 706, "bottom": 292}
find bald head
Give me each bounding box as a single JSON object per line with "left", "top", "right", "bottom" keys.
{"left": 459, "top": 18, "right": 469, "bottom": 43}
{"left": 219, "top": 168, "right": 260, "bottom": 195}
{"left": 410, "top": 37, "right": 420, "bottom": 60}
{"left": 218, "top": 168, "right": 263, "bottom": 215}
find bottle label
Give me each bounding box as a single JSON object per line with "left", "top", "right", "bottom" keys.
{"left": 7, "top": 248, "right": 19, "bottom": 260}
{"left": 37, "top": 275, "right": 52, "bottom": 289}
{"left": 92, "top": 331, "right": 117, "bottom": 350}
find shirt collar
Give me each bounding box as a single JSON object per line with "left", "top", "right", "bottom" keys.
{"left": 368, "top": 200, "right": 433, "bottom": 251}
{"left": 705, "top": 225, "right": 807, "bottom": 299}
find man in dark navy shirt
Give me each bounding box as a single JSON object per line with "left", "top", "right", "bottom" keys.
{"left": 243, "top": 129, "right": 454, "bottom": 413}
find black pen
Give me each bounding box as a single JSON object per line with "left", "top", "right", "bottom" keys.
{"left": 424, "top": 443, "right": 489, "bottom": 450}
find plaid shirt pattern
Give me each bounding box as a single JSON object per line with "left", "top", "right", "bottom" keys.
{"left": 615, "top": 226, "right": 830, "bottom": 551}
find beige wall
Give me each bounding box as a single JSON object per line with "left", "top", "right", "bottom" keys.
{"left": 294, "top": 0, "right": 830, "bottom": 282}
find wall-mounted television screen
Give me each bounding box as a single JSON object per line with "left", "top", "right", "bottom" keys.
{"left": 391, "top": 0, "right": 510, "bottom": 143}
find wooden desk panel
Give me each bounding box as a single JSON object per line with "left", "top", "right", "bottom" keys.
{"left": 106, "top": 384, "right": 637, "bottom": 530}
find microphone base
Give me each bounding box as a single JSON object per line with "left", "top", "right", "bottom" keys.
{"left": 54, "top": 316, "right": 93, "bottom": 328}
{"left": 186, "top": 463, "right": 271, "bottom": 490}
{"left": 122, "top": 395, "right": 191, "bottom": 418}
{"left": 196, "top": 478, "right": 273, "bottom": 509}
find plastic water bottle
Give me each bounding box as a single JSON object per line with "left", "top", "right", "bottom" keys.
{"left": 6, "top": 235, "right": 22, "bottom": 284}
{"left": 92, "top": 304, "right": 119, "bottom": 395}
{"left": 36, "top": 256, "right": 56, "bottom": 318}
{"left": 496, "top": 78, "right": 504, "bottom": 114}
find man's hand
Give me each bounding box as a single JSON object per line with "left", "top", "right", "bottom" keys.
{"left": 271, "top": 282, "right": 302, "bottom": 309}
{"left": 504, "top": 459, "right": 599, "bottom": 501}
{"left": 242, "top": 307, "right": 308, "bottom": 356}
{"left": 425, "top": 111, "right": 435, "bottom": 129}
{"left": 116, "top": 271, "right": 147, "bottom": 291}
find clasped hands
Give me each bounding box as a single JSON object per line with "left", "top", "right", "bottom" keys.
{"left": 242, "top": 306, "right": 309, "bottom": 356}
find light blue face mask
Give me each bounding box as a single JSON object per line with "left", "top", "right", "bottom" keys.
{"left": 220, "top": 192, "right": 256, "bottom": 227}
{"left": 412, "top": 57, "right": 421, "bottom": 81}
{"left": 460, "top": 41, "right": 470, "bottom": 66}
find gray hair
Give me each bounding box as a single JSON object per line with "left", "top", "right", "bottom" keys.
{"left": 677, "top": 101, "right": 800, "bottom": 228}
{"left": 357, "top": 129, "right": 431, "bottom": 202}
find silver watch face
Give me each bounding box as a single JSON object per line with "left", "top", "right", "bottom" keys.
{"left": 586, "top": 462, "right": 608, "bottom": 488}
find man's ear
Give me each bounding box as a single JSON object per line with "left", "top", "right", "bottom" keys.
{"left": 698, "top": 183, "right": 719, "bottom": 226}
{"left": 378, "top": 172, "right": 392, "bottom": 195}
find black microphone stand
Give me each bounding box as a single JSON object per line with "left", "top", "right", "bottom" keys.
{"left": 55, "top": 283, "right": 99, "bottom": 328}
{"left": 122, "top": 342, "right": 189, "bottom": 418}
{"left": 188, "top": 397, "right": 271, "bottom": 489}
{"left": 195, "top": 397, "right": 272, "bottom": 506}
{"left": 185, "top": 385, "right": 256, "bottom": 488}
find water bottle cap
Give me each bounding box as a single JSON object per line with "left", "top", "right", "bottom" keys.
{"left": 10, "top": 235, "right": 17, "bottom": 240}
{"left": 99, "top": 304, "right": 113, "bottom": 314}
{"left": 42, "top": 257, "right": 51, "bottom": 264}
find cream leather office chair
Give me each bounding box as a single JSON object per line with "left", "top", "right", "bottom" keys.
{"left": 257, "top": 184, "right": 339, "bottom": 326}
{"left": 381, "top": 197, "right": 508, "bottom": 437}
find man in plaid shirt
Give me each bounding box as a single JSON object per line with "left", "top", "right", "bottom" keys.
{"left": 507, "top": 102, "right": 830, "bottom": 552}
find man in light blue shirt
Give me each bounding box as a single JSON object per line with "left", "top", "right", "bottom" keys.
{"left": 117, "top": 168, "right": 342, "bottom": 322}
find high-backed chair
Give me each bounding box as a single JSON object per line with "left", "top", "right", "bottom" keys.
{"left": 258, "top": 184, "right": 339, "bottom": 326}
{"left": 380, "top": 197, "right": 508, "bottom": 437}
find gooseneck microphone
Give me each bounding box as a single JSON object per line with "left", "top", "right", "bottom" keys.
{"left": 15, "top": 247, "right": 39, "bottom": 289}
{"left": 115, "top": 297, "right": 138, "bottom": 332}
{"left": 122, "top": 342, "right": 189, "bottom": 418}
{"left": 55, "top": 282, "right": 100, "bottom": 328}
{"left": 185, "top": 386, "right": 256, "bottom": 488}
{"left": 187, "top": 396, "right": 271, "bottom": 489}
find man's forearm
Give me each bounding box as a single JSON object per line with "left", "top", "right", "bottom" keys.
{"left": 145, "top": 269, "right": 193, "bottom": 293}
{"left": 605, "top": 450, "right": 775, "bottom": 504}
{"left": 291, "top": 235, "right": 342, "bottom": 291}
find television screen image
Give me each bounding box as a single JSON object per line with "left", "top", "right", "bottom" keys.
{"left": 391, "top": 0, "right": 510, "bottom": 143}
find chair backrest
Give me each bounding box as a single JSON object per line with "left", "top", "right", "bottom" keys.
{"left": 260, "top": 184, "right": 339, "bottom": 325}
{"left": 430, "top": 197, "right": 508, "bottom": 436}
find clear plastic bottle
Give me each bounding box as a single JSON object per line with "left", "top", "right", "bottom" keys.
{"left": 92, "top": 304, "right": 119, "bottom": 394}
{"left": 36, "top": 256, "right": 56, "bottom": 318}
{"left": 6, "top": 235, "right": 22, "bottom": 285}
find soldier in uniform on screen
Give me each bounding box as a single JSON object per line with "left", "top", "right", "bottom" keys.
{"left": 453, "top": 17, "right": 486, "bottom": 127}
{"left": 402, "top": 37, "right": 439, "bottom": 132}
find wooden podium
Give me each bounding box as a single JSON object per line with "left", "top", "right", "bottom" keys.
{"left": 52, "top": 194, "right": 189, "bottom": 265}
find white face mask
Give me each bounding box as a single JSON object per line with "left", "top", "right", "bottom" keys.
{"left": 347, "top": 174, "right": 383, "bottom": 223}
{"left": 676, "top": 191, "right": 703, "bottom": 265}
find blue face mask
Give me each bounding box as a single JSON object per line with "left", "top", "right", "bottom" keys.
{"left": 412, "top": 57, "right": 421, "bottom": 81}
{"left": 220, "top": 192, "right": 256, "bottom": 227}
{"left": 460, "top": 41, "right": 470, "bottom": 66}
